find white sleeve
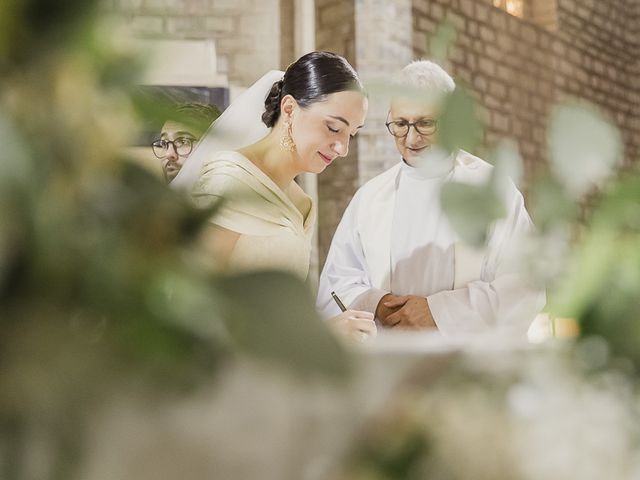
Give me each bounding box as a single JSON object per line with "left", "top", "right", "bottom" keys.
{"left": 316, "top": 192, "right": 388, "bottom": 319}
{"left": 427, "top": 184, "right": 546, "bottom": 338}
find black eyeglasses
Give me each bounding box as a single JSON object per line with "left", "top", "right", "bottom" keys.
{"left": 385, "top": 117, "right": 438, "bottom": 138}
{"left": 151, "top": 137, "right": 195, "bottom": 159}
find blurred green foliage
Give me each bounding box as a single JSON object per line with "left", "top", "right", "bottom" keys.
{"left": 550, "top": 172, "right": 640, "bottom": 369}
{"left": 345, "top": 406, "right": 431, "bottom": 480}
{"left": 341, "top": 20, "right": 640, "bottom": 480}
{"left": 0, "top": 3, "right": 347, "bottom": 479}
{"left": 0, "top": 0, "right": 97, "bottom": 73}
{"left": 1, "top": 3, "right": 639, "bottom": 480}
{"left": 422, "top": 22, "right": 640, "bottom": 372}
{"left": 342, "top": 348, "right": 638, "bottom": 480}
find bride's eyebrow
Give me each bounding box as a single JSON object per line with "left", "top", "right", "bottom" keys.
{"left": 328, "top": 115, "right": 364, "bottom": 129}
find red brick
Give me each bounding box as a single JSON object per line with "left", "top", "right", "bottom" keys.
{"left": 492, "top": 111, "right": 510, "bottom": 132}
{"left": 457, "top": 32, "right": 473, "bottom": 48}
{"left": 490, "top": 9, "right": 507, "bottom": 30}
{"left": 459, "top": 0, "right": 474, "bottom": 17}
{"left": 413, "top": 31, "right": 428, "bottom": 52}
{"left": 468, "top": 20, "right": 479, "bottom": 38}
{"left": 473, "top": 74, "right": 488, "bottom": 91}
{"left": 530, "top": 96, "right": 544, "bottom": 113}
{"left": 431, "top": 3, "right": 445, "bottom": 21}
{"left": 530, "top": 49, "right": 546, "bottom": 67}
{"left": 485, "top": 44, "right": 502, "bottom": 60}
{"left": 533, "top": 127, "right": 545, "bottom": 144}
{"left": 496, "top": 32, "right": 512, "bottom": 52}
{"left": 485, "top": 95, "right": 503, "bottom": 111}
{"left": 418, "top": 16, "right": 437, "bottom": 33}
{"left": 522, "top": 141, "right": 536, "bottom": 157}
{"left": 521, "top": 25, "right": 537, "bottom": 43}
{"left": 489, "top": 80, "right": 507, "bottom": 99}
{"left": 512, "top": 119, "right": 525, "bottom": 136}
{"left": 538, "top": 33, "right": 551, "bottom": 49}
{"left": 449, "top": 45, "right": 465, "bottom": 63}
{"left": 475, "top": 3, "right": 490, "bottom": 22}
{"left": 496, "top": 65, "right": 511, "bottom": 82}
{"left": 478, "top": 57, "right": 496, "bottom": 76}
{"left": 480, "top": 25, "right": 496, "bottom": 42}
{"left": 552, "top": 40, "right": 565, "bottom": 56}
{"left": 467, "top": 52, "right": 477, "bottom": 70}
{"left": 413, "top": 0, "right": 428, "bottom": 15}
{"left": 507, "top": 15, "right": 520, "bottom": 35}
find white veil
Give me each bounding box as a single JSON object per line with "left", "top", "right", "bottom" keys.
{"left": 170, "top": 70, "right": 285, "bottom": 191}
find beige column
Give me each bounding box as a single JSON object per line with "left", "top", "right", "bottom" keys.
{"left": 294, "top": 0, "right": 321, "bottom": 290}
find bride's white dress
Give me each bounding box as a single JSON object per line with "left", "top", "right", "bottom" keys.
{"left": 191, "top": 150, "right": 315, "bottom": 279}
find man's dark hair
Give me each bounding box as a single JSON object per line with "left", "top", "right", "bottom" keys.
{"left": 167, "top": 103, "right": 221, "bottom": 135}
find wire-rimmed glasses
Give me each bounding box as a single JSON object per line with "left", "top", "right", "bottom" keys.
{"left": 385, "top": 117, "right": 438, "bottom": 138}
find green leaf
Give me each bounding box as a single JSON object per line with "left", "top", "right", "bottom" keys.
{"left": 529, "top": 175, "right": 579, "bottom": 230}
{"left": 441, "top": 181, "right": 505, "bottom": 248}
{"left": 216, "top": 270, "right": 349, "bottom": 379}
{"left": 575, "top": 238, "right": 640, "bottom": 369}
{"left": 547, "top": 102, "right": 622, "bottom": 197}
{"left": 548, "top": 229, "right": 617, "bottom": 319}
{"left": 590, "top": 172, "right": 640, "bottom": 232}
{"left": 0, "top": 113, "right": 33, "bottom": 189}
{"left": 0, "top": 0, "right": 100, "bottom": 73}
{"left": 429, "top": 20, "right": 457, "bottom": 65}
{"left": 438, "top": 86, "right": 484, "bottom": 154}
{"left": 489, "top": 138, "right": 523, "bottom": 193}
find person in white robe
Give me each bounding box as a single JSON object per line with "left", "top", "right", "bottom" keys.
{"left": 317, "top": 60, "right": 546, "bottom": 338}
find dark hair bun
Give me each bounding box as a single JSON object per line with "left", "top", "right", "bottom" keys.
{"left": 262, "top": 79, "right": 284, "bottom": 127}
{"left": 260, "top": 52, "right": 363, "bottom": 129}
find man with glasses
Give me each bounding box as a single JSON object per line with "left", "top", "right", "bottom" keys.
{"left": 317, "top": 60, "right": 545, "bottom": 339}
{"left": 152, "top": 103, "right": 220, "bottom": 183}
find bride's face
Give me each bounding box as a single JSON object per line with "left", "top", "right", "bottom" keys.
{"left": 287, "top": 90, "right": 368, "bottom": 174}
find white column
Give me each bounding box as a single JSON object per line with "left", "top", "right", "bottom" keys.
{"left": 294, "top": 0, "right": 321, "bottom": 291}
{"left": 354, "top": 0, "right": 413, "bottom": 183}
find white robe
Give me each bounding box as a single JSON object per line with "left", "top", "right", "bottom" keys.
{"left": 316, "top": 150, "right": 546, "bottom": 338}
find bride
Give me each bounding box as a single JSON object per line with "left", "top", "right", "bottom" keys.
{"left": 172, "top": 51, "right": 376, "bottom": 343}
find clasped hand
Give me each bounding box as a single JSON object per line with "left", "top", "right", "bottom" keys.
{"left": 376, "top": 294, "right": 437, "bottom": 329}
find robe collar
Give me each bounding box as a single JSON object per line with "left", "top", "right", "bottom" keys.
{"left": 356, "top": 149, "right": 487, "bottom": 293}
{"left": 400, "top": 149, "right": 455, "bottom": 180}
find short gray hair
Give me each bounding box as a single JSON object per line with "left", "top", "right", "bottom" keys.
{"left": 392, "top": 60, "right": 455, "bottom": 96}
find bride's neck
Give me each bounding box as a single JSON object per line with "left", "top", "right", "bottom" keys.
{"left": 239, "top": 130, "right": 301, "bottom": 191}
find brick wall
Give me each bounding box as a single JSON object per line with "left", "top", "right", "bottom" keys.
{"left": 526, "top": 0, "right": 558, "bottom": 30}
{"left": 314, "top": 0, "right": 418, "bottom": 264}
{"left": 555, "top": 0, "right": 640, "bottom": 167}
{"left": 354, "top": 0, "right": 414, "bottom": 183}
{"left": 415, "top": 0, "right": 555, "bottom": 192}
{"left": 315, "top": 0, "right": 359, "bottom": 263}
{"left": 412, "top": 0, "right": 639, "bottom": 192}
{"left": 280, "top": 0, "right": 296, "bottom": 69}
{"left": 113, "top": 0, "right": 639, "bottom": 272}
{"left": 317, "top": 0, "right": 639, "bottom": 266}
{"left": 633, "top": 1, "right": 640, "bottom": 164}
{"left": 114, "top": 0, "right": 283, "bottom": 86}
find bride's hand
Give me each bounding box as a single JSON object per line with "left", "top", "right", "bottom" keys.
{"left": 328, "top": 309, "right": 377, "bottom": 344}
